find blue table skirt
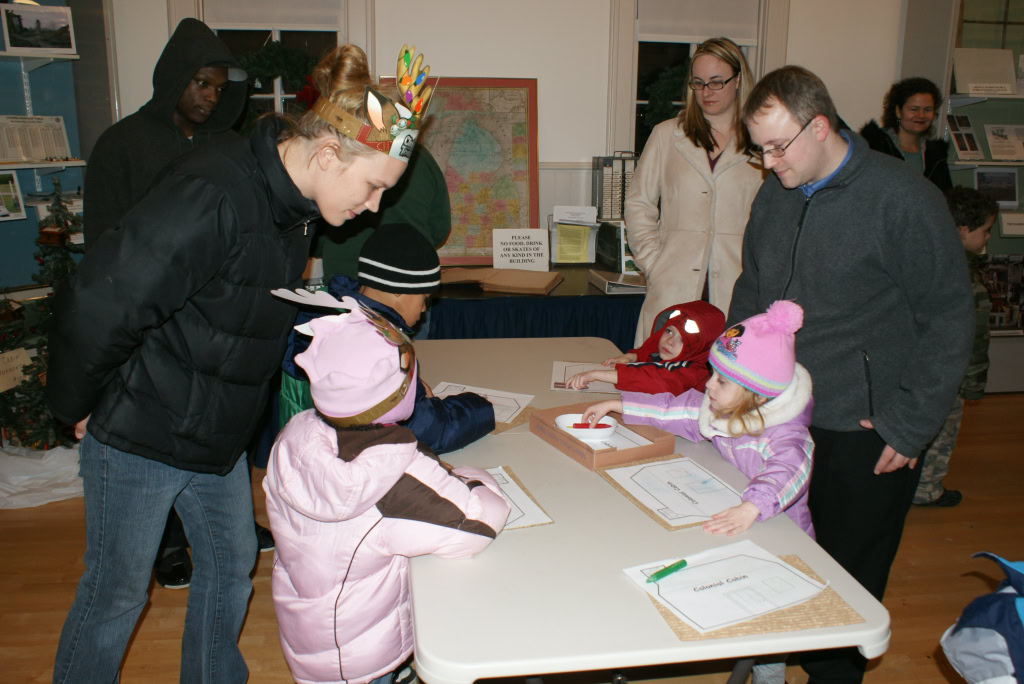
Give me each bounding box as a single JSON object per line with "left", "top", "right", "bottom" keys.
{"left": 429, "top": 294, "right": 643, "bottom": 354}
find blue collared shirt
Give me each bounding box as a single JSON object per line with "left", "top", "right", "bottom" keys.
{"left": 799, "top": 130, "right": 853, "bottom": 197}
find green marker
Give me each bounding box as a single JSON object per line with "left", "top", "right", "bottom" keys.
{"left": 645, "top": 558, "right": 688, "bottom": 584}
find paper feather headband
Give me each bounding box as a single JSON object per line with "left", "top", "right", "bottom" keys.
{"left": 312, "top": 44, "right": 433, "bottom": 163}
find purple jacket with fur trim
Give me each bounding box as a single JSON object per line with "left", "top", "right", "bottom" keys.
{"left": 621, "top": 364, "right": 815, "bottom": 537}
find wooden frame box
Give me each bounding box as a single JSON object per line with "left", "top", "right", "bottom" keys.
{"left": 529, "top": 401, "right": 674, "bottom": 470}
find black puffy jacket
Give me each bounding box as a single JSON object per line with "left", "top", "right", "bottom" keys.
{"left": 47, "top": 117, "right": 317, "bottom": 474}
{"left": 860, "top": 120, "right": 953, "bottom": 192}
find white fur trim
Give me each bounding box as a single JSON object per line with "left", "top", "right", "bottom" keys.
{"left": 699, "top": 363, "right": 813, "bottom": 439}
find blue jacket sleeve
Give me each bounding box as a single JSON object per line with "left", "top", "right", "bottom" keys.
{"left": 402, "top": 381, "right": 495, "bottom": 455}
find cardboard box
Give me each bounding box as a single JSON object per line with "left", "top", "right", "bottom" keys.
{"left": 529, "top": 401, "right": 675, "bottom": 470}
{"left": 441, "top": 267, "right": 563, "bottom": 295}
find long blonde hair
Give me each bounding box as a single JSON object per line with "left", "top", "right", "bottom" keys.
{"left": 678, "top": 37, "right": 754, "bottom": 154}
{"left": 712, "top": 386, "right": 768, "bottom": 437}
{"left": 276, "top": 44, "right": 377, "bottom": 161}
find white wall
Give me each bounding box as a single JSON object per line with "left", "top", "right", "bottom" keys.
{"left": 108, "top": 0, "right": 168, "bottom": 119}
{"left": 785, "top": 0, "right": 904, "bottom": 131}
{"left": 374, "top": 0, "right": 611, "bottom": 164}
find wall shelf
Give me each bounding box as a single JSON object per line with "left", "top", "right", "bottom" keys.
{"left": 0, "top": 161, "right": 85, "bottom": 171}
{"left": 0, "top": 50, "right": 79, "bottom": 72}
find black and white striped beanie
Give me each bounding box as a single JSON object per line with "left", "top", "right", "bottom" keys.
{"left": 357, "top": 223, "right": 441, "bottom": 294}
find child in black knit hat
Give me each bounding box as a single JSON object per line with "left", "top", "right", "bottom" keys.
{"left": 279, "top": 223, "right": 496, "bottom": 454}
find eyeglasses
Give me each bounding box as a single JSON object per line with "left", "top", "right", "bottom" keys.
{"left": 687, "top": 73, "right": 738, "bottom": 91}
{"left": 752, "top": 117, "right": 814, "bottom": 159}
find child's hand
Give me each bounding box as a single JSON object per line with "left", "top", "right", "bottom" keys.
{"left": 565, "top": 371, "right": 594, "bottom": 390}
{"left": 702, "top": 502, "right": 760, "bottom": 536}
{"left": 582, "top": 399, "right": 622, "bottom": 426}
{"left": 602, "top": 352, "right": 636, "bottom": 367}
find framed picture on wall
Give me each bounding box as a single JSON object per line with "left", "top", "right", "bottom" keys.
{"left": 380, "top": 76, "right": 540, "bottom": 265}
{"left": 0, "top": 172, "right": 26, "bottom": 222}
{"left": 1, "top": 5, "right": 76, "bottom": 55}
{"left": 975, "top": 167, "right": 1019, "bottom": 209}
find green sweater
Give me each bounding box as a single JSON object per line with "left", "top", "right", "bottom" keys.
{"left": 317, "top": 145, "right": 451, "bottom": 279}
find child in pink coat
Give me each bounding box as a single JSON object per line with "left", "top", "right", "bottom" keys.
{"left": 263, "top": 299, "right": 510, "bottom": 684}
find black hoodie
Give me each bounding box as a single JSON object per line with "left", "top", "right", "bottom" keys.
{"left": 83, "top": 18, "right": 247, "bottom": 247}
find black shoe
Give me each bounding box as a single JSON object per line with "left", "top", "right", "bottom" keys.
{"left": 154, "top": 547, "right": 192, "bottom": 589}
{"left": 255, "top": 522, "right": 275, "bottom": 552}
{"left": 914, "top": 489, "right": 963, "bottom": 507}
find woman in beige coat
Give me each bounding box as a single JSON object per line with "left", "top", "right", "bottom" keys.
{"left": 625, "top": 37, "right": 764, "bottom": 347}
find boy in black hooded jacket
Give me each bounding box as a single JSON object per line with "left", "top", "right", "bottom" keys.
{"left": 82, "top": 18, "right": 258, "bottom": 589}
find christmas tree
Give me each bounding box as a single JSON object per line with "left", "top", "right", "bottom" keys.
{"left": 0, "top": 178, "right": 82, "bottom": 449}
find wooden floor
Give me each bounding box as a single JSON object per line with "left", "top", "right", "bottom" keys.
{"left": 3, "top": 394, "right": 1022, "bottom": 683}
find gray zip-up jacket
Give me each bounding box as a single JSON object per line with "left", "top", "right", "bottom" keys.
{"left": 728, "top": 132, "right": 972, "bottom": 459}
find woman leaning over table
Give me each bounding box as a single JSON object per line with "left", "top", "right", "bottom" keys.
{"left": 45, "top": 43, "right": 428, "bottom": 683}
{"left": 624, "top": 36, "right": 764, "bottom": 347}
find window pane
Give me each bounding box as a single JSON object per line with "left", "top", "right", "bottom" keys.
{"left": 1005, "top": 24, "right": 1024, "bottom": 58}
{"left": 962, "top": 0, "right": 1008, "bottom": 22}
{"left": 637, "top": 42, "right": 690, "bottom": 99}
{"left": 217, "top": 30, "right": 274, "bottom": 93}
{"left": 283, "top": 96, "right": 307, "bottom": 119}
{"left": 961, "top": 22, "right": 1006, "bottom": 48}
{"left": 280, "top": 31, "right": 337, "bottom": 93}
{"left": 1010, "top": 0, "right": 1024, "bottom": 21}
{"left": 238, "top": 97, "right": 275, "bottom": 135}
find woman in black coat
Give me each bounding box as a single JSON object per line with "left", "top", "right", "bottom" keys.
{"left": 47, "top": 43, "right": 432, "bottom": 683}
{"left": 860, "top": 77, "right": 952, "bottom": 191}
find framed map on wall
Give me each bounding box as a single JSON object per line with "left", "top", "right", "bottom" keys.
{"left": 387, "top": 77, "right": 539, "bottom": 264}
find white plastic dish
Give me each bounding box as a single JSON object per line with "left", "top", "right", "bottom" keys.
{"left": 554, "top": 413, "right": 618, "bottom": 442}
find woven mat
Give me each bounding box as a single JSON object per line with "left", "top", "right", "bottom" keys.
{"left": 599, "top": 453, "right": 711, "bottom": 531}
{"left": 648, "top": 554, "right": 865, "bottom": 641}
{"left": 492, "top": 406, "right": 538, "bottom": 434}
{"left": 498, "top": 465, "right": 553, "bottom": 529}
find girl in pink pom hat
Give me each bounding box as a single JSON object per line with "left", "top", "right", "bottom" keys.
{"left": 584, "top": 300, "right": 815, "bottom": 538}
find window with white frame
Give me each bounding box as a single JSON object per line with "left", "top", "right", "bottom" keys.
{"left": 958, "top": 0, "right": 1024, "bottom": 56}
{"left": 216, "top": 29, "right": 339, "bottom": 129}
{"left": 632, "top": 0, "right": 760, "bottom": 154}
{"left": 201, "top": 0, "right": 344, "bottom": 129}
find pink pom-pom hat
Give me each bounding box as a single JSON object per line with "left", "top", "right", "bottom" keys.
{"left": 709, "top": 300, "right": 804, "bottom": 397}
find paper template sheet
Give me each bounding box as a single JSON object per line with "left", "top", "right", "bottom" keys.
{"left": 486, "top": 466, "right": 552, "bottom": 530}
{"left": 605, "top": 456, "right": 741, "bottom": 526}
{"left": 624, "top": 540, "right": 826, "bottom": 633}
{"left": 431, "top": 382, "right": 533, "bottom": 423}
{"left": 550, "top": 361, "right": 618, "bottom": 393}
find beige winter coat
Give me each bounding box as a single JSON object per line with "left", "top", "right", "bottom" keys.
{"left": 625, "top": 118, "right": 764, "bottom": 346}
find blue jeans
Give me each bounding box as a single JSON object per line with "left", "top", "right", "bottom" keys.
{"left": 52, "top": 434, "right": 257, "bottom": 684}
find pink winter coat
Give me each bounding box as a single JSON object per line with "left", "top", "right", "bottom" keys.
{"left": 621, "top": 364, "right": 815, "bottom": 537}
{"left": 263, "top": 410, "right": 510, "bottom": 684}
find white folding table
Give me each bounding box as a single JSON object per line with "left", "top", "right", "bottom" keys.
{"left": 410, "top": 337, "right": 889, "bottom": 684}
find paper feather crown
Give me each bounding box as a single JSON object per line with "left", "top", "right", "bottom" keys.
{"left": 312, "top": 44, "right": 433, "bottom": 163}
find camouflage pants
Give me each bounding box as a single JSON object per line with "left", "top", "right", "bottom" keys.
{"left": 914, "top": 395, "right": 965, "bottom": 504}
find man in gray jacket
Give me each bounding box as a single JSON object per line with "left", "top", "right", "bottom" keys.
{"left": 730, "top": 66, "right": 972, "bottom": 683}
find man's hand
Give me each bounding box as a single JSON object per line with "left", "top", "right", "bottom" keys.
{"left": 74, "top": 415, "right": 90, "bottom": 441}
{"left": 859, "top": 419, "right": 918, "bottom": 474}
{"left": 421, "top": 378, "right": 434, "bottom": 398}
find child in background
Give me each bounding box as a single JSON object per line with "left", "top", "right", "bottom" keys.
{"left": 280, "top": 223, "right": 495, "bottom": 455}
{"left": 263, "top": 299, "right": 510, "bottom": 684}
{"left": 914, "top": 186, "right": 998, "bottom": 507}
{"left": 565, "top": 301, "right": 725, "bottom": 394}
{"left": 584, "top": 300, "right": 812, "bottom": 684}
